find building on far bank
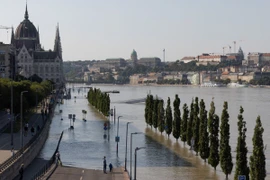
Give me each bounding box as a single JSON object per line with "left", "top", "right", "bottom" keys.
{"left": 247, "top": 52, "right": 260, "bottom": 65}
{"left": 138, "top": 57, "right": 161, "bottom": 68}
{"left": 198, "top": 53, "right": 227, "bottom": 63}
{"left": 180, "top": 56, "right": 196, "bottom": 63}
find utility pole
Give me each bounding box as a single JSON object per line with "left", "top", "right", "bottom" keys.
{"left": 9, "top": 48, "right": 15, "bottom": 148}
{"left": 233, "top": 41, "right": 236, "bottom": 53}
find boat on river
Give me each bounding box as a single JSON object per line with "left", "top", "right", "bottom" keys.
{"left": 200, "top": 82, "right": 226, "bottom": 87}
{"left": 227, "top": 82, "right": 248, "bottom": 88}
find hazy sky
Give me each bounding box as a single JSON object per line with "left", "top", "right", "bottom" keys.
{"left": 1, "top": 0, "right": 270, "bottom": 61}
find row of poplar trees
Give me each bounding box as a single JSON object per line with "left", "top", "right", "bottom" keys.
{"left": 87, "top": 88, "right": 110, "bottom": 116}
{"left": 144, "top": 94, "right": 266, "bottom": 180}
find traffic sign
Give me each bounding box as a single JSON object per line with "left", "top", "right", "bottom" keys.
{"left": 115, "top": 136, "right": 120, "bottom": 142}
{"left": 104, "top": 122, "right": 107, "bottom": 127}
{"left": 238, "top": 175, "right": 246, "bottom": 180}
{"left": 110, "top": 109, "right": 113, "bottom": 116}
{"left": 104, "top": 126, "right": 107, "bottom": 130}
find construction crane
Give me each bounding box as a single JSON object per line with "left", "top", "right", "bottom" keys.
{"left": 222, "top": 46, "right": 227, "bottom": 55}
{"left": 233, "top": 41, "right": 236, "bottom": 53}
{"left": 228, "top": 45, "right": 231, "bottom": 53}
{"left": 232, "top": 40, "right": 245, "bottom": 53}
{"left": 0, "top": 25, "right": 12, "bottom": 42}
{"left": 0, "top": 25, "right": 12, "bottom": 30}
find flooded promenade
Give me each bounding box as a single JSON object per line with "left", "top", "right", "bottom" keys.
{"left": 38, "top": 84, "right": 270, "bottom": 179}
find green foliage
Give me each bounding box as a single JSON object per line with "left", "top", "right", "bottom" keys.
{"left": 199, "top": 99, "right": 209, "bottom": 161}
{"left": 208, "top": 101, "right": 219, "bottom": 170}
{"left": 87, "top": 88, "right": 110, "bottom": 116}
{"left": 220, "top": 101, "right": 233, "bottom": 179}
{"left": 165, "top": 97, "right": 172, "bottom": 137}
{"left": 145, "top": 95, "right": 150, "bottom": 124}
{"left": 192, "top": 97, "right": 200, "bottom": 155}
{"left": 173, "top": 94, "right": 181, "bottom": 140}
{"left": 158, "top": 99, "right": 165, "bottom": 134}
{"left": 250, "top": 77, "right": 270, "bottom": 85}
{"left": 181, "top": 103, "right": 189, "bottom": 143}
{"left": 234, "top": 106, "right": 249, "bottom": 180}
{"left": 0, "top": 79, "right": 52, "bottom": 114}
{"left": 187, "top": 99, "right": 194, "bottom": 146}
{"left": 250, "top": 116, "right": 266, "bottom": 180}
{"left": 152, "top": 96, "right": 159, "bottom": 129}
{"left": 147, "top": 95, "right": 154, "bottom": 127}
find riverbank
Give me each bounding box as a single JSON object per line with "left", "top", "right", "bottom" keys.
{"left": 80, "top": 83, "right": 270, "bottom": 89}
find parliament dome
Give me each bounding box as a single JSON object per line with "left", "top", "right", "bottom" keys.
{"left": 15, "top": 5, "right": 38, "bottom": 39}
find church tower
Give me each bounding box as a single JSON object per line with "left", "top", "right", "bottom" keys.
{"left": 238, "top": 47, "right": 244, "bottom": 60}
{"left": 54, "top": 24, "right": 62, "bottom": 59}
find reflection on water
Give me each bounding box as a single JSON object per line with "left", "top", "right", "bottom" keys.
{"left": 143, "top": 127, "right": 219, "bottom": 180}
{"left": 38, "top": 84, "right": 270, "bottom": 180}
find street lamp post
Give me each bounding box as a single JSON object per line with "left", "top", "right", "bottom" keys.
{"left": 130, "top": 132, "right": 142, "bottom": 180}
{"left": 10, "top": 80, "right": 13, "bottom": 148}
{"left": 124, "top": 122, "right": 132, "bottom": 171}
{"left": 20, "top": 91, "right": 28, "bottom": 150}
{"left": 116, "top": 116, "right": 122, "bottom": 156}
{"left": 134, "top": 147, "right": 146, "bottom": 180}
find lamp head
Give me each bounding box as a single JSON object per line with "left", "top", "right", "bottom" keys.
{"left": 132, "top": 132, "right": 142, "bottom": 135}
{"left": 135, "top": 147, "right": 146, "bottom": 151}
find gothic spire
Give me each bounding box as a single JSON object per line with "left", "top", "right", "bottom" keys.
{"left": 37, "top": 26, "right": 40, "bottom": 43}
{"left": 54, "top": 23, "right": 62, "bottom": 59}
{"left": 24, "top": 2, "right": 29, "bottom": 20}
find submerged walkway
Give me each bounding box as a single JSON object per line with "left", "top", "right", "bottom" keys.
{"left": 48, "top": 166, "right": 129, "bottom": 180}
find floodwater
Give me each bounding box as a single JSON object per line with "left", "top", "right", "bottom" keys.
{"left": 39, "top": 84, "right": 270, "bottom": 180}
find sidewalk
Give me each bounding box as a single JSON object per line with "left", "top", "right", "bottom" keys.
{"left": 48, "top": 166, "right": 129, "bottom": 180}
{"left": 0, "top": 108, "right": 45, "bottom": 164}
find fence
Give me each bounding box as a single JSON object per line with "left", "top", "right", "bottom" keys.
{"left": 30, "top": 131, "right": 64, "bottom": 180}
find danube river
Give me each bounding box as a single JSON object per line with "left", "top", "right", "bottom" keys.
{"left": 39, "top": 84, "right": 270, "bottom": 180}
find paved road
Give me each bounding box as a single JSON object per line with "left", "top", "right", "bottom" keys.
{"left": 49, "top": 166, "right": 129, "bottom": 180}
{"left": 0, "top": 111, "right": 11, "bottom": 131}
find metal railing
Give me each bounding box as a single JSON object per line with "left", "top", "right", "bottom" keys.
{"left": 30, "top": 130, "right": 64, "bottom": 180}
